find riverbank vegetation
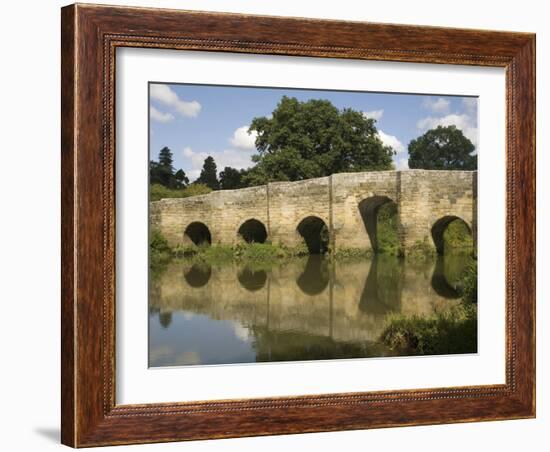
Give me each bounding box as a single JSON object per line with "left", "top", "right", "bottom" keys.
{"left": 150, "top": 183, "right": 211, "bottom": 202}
{"left": 379, "top": 258, "right": 478, "bottom": 355}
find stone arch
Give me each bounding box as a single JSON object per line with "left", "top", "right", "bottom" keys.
{"left": 184, "top": 221, "right": 212, "bottom": 246}
{"left": 237, "top": 218, "right": 268, "bottom": 244}
{"left": 184, "top": 263, "right": 212, "bottom": 288}
{"left": 358, "top": 195, "right": 398, "bottom": 252}
{"left": 297, "top": 216, "right": 329, "bottom": 254}
{"left": 431, "top": 216, "right": 472, "bottom": 255}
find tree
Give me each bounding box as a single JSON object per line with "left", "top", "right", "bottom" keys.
{"left": 243, "top": 96, "right": 394, "bottom": 186}
{"left": 150, "top": 146, "right": 189, "bottom": 189}
{"left": 219, "top": 166, "right": 246, "bottom": 190}
{"left": 174, "top": 169, "right": 189, "bottom": 189}
{"left": 196, "top": 156, "right": 219, "bottom": 190}
{"left": 408, "top": 125, "right": 477, "bottom": 170}
{"left": 158, "top": 146, "right": 174, "bottom": 170}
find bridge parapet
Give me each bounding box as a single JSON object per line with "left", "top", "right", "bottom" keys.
{"left": 150, "top": 170, "right": 477, "bottom": 253}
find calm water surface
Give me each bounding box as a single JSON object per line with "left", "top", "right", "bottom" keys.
{"left": 148, "top": 255, "right": 470, "bottom": 367}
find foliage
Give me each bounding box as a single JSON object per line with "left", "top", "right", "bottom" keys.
{"left": 406, "top": 238, "right": 437, "bottom": 262}
{"left": 149, "top": 229, "right": 172, "bottom": 267}
{"left": 243, "top": 96, "right": 395, "bottom": 186}
{"left": 380, "top": 302, "right": 477, "bottom": 355}
{"left": 376, "top": 202, "right": 402, "bottom": 256}
{"left": 219, "top": 166, "right": 248, "bottom": 190}
{"left": 443, "top": 219, "right": 474, "bottom": 251}
{"left": 459, "top": 259, "right": 478, "bottom": 304}
{"left": 193, "top": 244, "right": 235, "bottom": 264}
{"left": 149, "top": 183, "right": 212, "bottom": 202}
{"left": 150, "top": 146, "right": 190, "bottom": 189}
{"left": 408, "top": 125, "right": 477, "bottom": 170}
{"left": 332, "top": 247, "right": 373, "bottom": 260}
{"left": 196, "top": 156, "right": 220, "bottom": 190}
{"left": 174, "top": 169, "right": 189, "bottom": 187}
{"left": 183, "top": 183, "right": 213, "bottom": 197}
{"left": 235, "top": 242, "right": 288, "bottom": 261}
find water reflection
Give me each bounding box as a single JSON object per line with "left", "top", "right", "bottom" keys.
{"left": 184, "top": 263, "right": 211, "bottom": 288}
{"left": 238, "top": 267, "right": 267, "bottom": 292}
{"left": 296, "top": 256, "right": 329, "bottom": 295}
{"left": 149, "top": 254, "right": 470, "bottom": 367}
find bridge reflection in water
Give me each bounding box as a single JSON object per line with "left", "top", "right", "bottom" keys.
{"left": 149, "top": 255, "right": 471, "bottom": 367}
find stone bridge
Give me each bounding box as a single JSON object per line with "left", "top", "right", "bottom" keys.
{"left": 150, "top": 170, "right": 477, "bottom": 254}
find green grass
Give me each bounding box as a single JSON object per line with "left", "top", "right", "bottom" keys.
{"left": 149, "top": 183, "right": 212, "bottom": 202}
{"left": 380, "top": 302, "right": 477, "bottom": 355}
{"left": 379, "top": 257, "right": 477, "bottom": 355}
{"left": 332, "top": 247, "right": 373, "bottom": 260}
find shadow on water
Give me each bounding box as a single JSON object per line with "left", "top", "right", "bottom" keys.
{"left": 431, "top": 254, "right": 471, "bottom": 299}
{"left": 296, "top": 255, "right": 330, "bottom": 296}
{"left": 238, "top": 266, "right": 267, "bottom": 292}
{"left": 184, "top": 263, "right": 212, "bottom": 288}
{"left": 359, "top": 255, "right": 403, "bottom": 315}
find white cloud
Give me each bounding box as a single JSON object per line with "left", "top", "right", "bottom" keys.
{"left": 416, "top": 113, "right": 478, "bottom": 147}
{"left": 182, "top": 146, "right": 254, "bottom": 181}
{"left": 422, "top": 97, "right": 451, "bottom": 114}
{"left": 363, "top": 109, "right": 384, "bottom": 121}
{"left": 230, "top": 125, "right": 258, "bottom": 150}
{"left": 394, "top": 155, "right": 409, "bottom": 170}
{"left": 462, "top": 97, "right": 478, "bottom": 113}
{"left": 377, "top": 130, "right": 405, "bottom": 154}
{"left": 150, "top": 84, "right": 202, "bottom": 118}
{"left": 149, "top": 106, "right": 174, "bottom": 123}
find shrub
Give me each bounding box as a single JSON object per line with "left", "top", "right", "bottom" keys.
{"left": 149, "top": 229, "right": 172, "bottom": 267}
{"left": 459, "top": 259, "right": 478, "bottom": 304}
{"left": 406, "top": 237, "right": 436, "bottom": 262}
{"left": 332, "top": 247, "right": 373, "bottom": 260}
{"left": 150, "top": 183, "right": 212, "bottom": 202}
{"left": 380, "top": 302, "right": 477, "bottom": 355}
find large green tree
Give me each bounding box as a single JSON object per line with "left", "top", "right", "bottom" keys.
{"left": 243, "top": 96, "right": 395, "bottom": 186}
{"left": 219, "top": 166, "right": 246, "bottom": 190}
{"left": 196, "top": 156, "right": 219, "bottom": 190}
{"left": 408, "top": 125, "right": 477, "bottom": 170}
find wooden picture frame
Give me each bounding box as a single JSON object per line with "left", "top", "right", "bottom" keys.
{"left": 61, "top": 3, "right": 535, "bottom": 447}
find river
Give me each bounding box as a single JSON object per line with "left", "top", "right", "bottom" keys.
{"left": 149, "top": 254, "right": 471, "bottom": 367}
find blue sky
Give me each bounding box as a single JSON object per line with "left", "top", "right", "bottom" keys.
{"left": 149, "top": 83, "right": 478, "bottom": 182}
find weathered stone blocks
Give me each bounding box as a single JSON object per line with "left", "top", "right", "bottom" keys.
{"left": 150, "top": 170, "right": 477, "bottom": 254}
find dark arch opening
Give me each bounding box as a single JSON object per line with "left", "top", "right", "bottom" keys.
{"left": 184, "top": 222, "right": 212, "bottom": 246}
{"left": 238, "top": 219, "right": 268, "bottom": 244}
{"left": 358, "top": 196, "right": 398, "bottom": 252}
{"left": 431, "top": 216, "right": 472, "bottom": 255}
{"left": 237, "top": 267, "right": 267, "bottom": 292}
{"left": 296, "top": 255, "right": 330, "bottom": 296}
{"left": 184, "top": 263, "right": 212, "bottom": 288}
{"left": 297, "top": 216, "right": 329, "bottom": 254}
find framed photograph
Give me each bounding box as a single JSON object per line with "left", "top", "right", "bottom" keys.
{"left": 61, "top": 3, "right": 535, "bottom": 447}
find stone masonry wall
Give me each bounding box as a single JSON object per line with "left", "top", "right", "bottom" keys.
{"left": 150, "top": 170, "right": 477, "bottom": 253}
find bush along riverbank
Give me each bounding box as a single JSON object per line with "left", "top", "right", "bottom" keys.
{"left": 379, "top": 258, "right": 478, "bottom": 355}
